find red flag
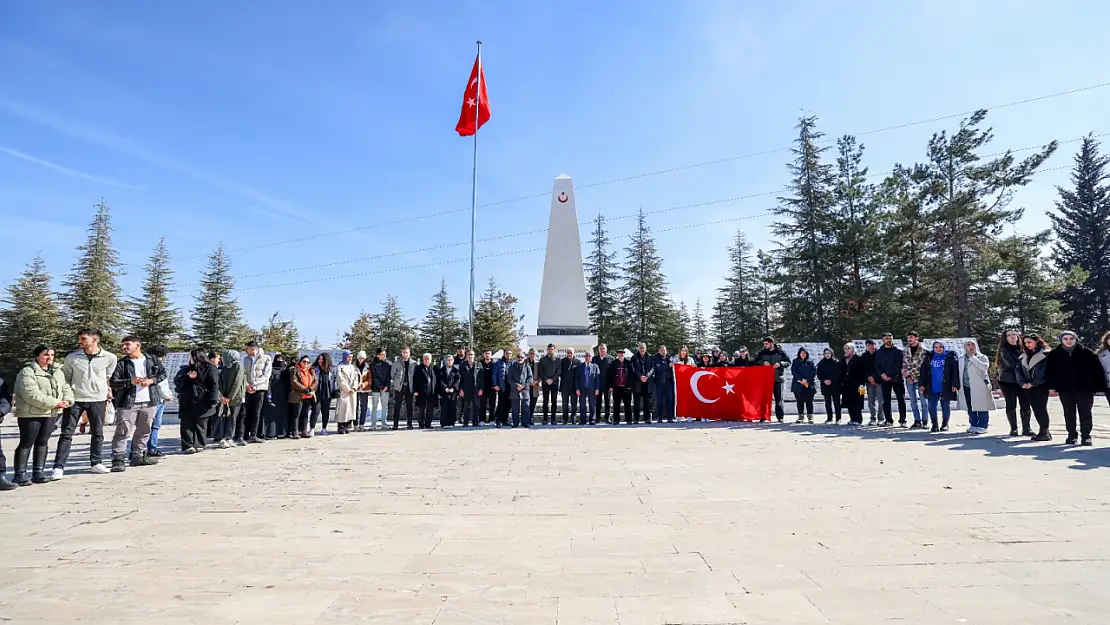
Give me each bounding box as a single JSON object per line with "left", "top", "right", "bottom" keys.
{"left": 675, "top": 364, "right": 774, "bottom": 421}
{"left": 455, "top": 54, "right": 490, "bottom": 136}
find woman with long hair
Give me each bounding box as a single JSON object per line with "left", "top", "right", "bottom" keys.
{"left": 310, "top": 353, "right": 335, "bottom": 436}
{"left": 995, "top": 329, "right": 1032, "bottom": 436}
{"left": 698, "top": 353, "right": 712, "bottom": 368}
{"left": 1018, "top": 334, "right": 1052, "bottom": 441}
{"left": 12, "top": 345, "right": 74, "bottom": 485}
{"left": 1098, "top": 331, "right": 1110, "bottom": 408}
{"left": 288, "top": 355, "right": 318, "bottom": 439}
{"left": 958, "top": 340, "right": 993, "bottom": 434}
{"left": 176, "top": 348, "right": 220, "bottom": 454}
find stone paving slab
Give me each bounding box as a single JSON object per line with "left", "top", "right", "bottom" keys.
{"left": 1, "top": 400, "right": 1109, "bottom": 624}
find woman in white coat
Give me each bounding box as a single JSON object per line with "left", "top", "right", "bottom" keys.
{"left": 957, "top": 339, "right": 994, "bottom": 434}
{"left": 335, "top": 351, "right": 361, "bottom": 435}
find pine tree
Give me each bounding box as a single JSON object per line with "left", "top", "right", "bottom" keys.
{"left": 0, "top": 256, "right": 64, "bottom": 378}
{"left": 1050, "top": 134, "right": 1110, "bottom": 344}
{"left": 259, "top": 312, "right": 301, "bottom": 357}
{"left": 618, "top": 209, "right": 673, "bottom": 347}
{"left": 771, "top": 116, "right": 838, "bottom": 342}
{"left": 988, "top": 232, "right": 1084, "bottom": 337}
{"left": 420, "top": 279, "right": 464, "bottom": 357}
{"left": 755, "top": 250, "right": 779, "bottom": 340}
{"left": 126, "top": 237, "right": 184, "bottom": 348}
{"left": 373, "top": 294, "right": 420, "bottom": 357}
{"left": 713, "top": 230, "right": 765, "bottom": 352}
{"left": 675, "top": 301, "right": 692, "bottom": 348}
{"left": 472, "top": 278, "right": 523, "bottom": 352}
{"left": 584, "top": 212, "right": 625, "bottom": 347}
{"left": 190, "top": 243, "right": 245, "bottom": 350}
{"left": 308, "top": 337, "right": 323, "bottom": 350}
{"left": 916, "top": 110, "right": 1057, "bottom": 337}
{"left": 338, "top": 311, "right": 375, "bottom": 353}
{"left": 62, "top": 199, "right": 124, "bottom": 346}
{"left": 830, "top": 135, "right": 881, "bottom": 340}
{"left": 691, "top": 298, "right": 709, "bottom": 351}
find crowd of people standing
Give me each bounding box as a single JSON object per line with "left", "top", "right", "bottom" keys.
{"left": 1, "top": 327, "right": 1108, "bottom": 490}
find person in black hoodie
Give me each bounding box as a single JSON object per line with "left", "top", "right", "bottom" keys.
{"left": 1017, "top": 334, "right": 1052, "bottom": 441}
{"left": 630, "top": 343, "right": 653, "bottom": 424}
{"left": 995, "top": 329, "right": 1032, "bottom": 437}
{"left": 1046, "top": 331, "right": 1106, "bottom": 445}
{"left": 874, "top": 333, "right": 906, "bottom": 427}
{"left": 558, "top": 348, "right": 579, "bottom": 425}
{"left": 437, "top": 355, "right": 460, "bottom": 428}
{"left": 263, "top": 354, "right": 288, "bottom": 438}
{"left": 413, "top": 353, "right": 438, "bottom": 429}
{"left": 816, "top": 348, "right": 843, "bottom": 424}
{"left": 790, "top": 347, "right": 817, "bottom": 424}
{"left": 754, "top": 337, "right": 789, "bottom": 422}
{"left": 175, "top": 348, "right": 220, "bottom": 454}
{"left": 840, "top": 343, "right": 868, "bottom": 426}
{"left": 458, "top": 351, "right": 479, "bottom": 427}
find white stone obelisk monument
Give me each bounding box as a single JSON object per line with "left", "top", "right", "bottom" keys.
{"left": 529, "top": 174, "right": 597, "bottom": 354}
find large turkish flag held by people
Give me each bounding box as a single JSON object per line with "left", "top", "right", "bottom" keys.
{"left": 455, "top": 53, "right": 490, "bottom": 137}
{"left": 675, "top": 364, "right": 774, "bottom": 421}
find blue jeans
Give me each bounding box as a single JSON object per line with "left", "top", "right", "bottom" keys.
{"left": 148, "top": 402, "right": 165, "bottom": 452}
{"left": 511, "top": 396, "right": 532, "bottom": 427}
{"left": 963, "top": 387, "right": 989, "bottom": 429}
{"left": 927, "top": 394, "right": 950, "bottom": 424}
{"left": 654, "top": 384, "right": 674, "bottom": 422}
{"left": 906, "top": 383, "right": 929, "bottom": 423}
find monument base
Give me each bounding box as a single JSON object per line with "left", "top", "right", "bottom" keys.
{"left": 525, "top": 334, "right": 598, "bottom": 357}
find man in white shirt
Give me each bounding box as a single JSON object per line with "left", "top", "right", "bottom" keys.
{"left": 107, "top": 336, "right": 165, "bottom": 472}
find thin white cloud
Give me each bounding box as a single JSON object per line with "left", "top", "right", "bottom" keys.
{"left": 0, "top": 146, "right": 142, "bottom": 190}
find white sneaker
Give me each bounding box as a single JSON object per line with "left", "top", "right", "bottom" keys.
{"left": 966, "top": 426, "right": 976, "bottom": 434}
{"left": 89, "top": 464, "right": 110, "bottom": 474}
{"left": 50, "top": 467, "right": 64, "bottom": 481}
{"left": 975, "top": 427, "right": 988, "bottom": 434}
{"left": 218, "top": 439, "right": 232, "bottom": 449}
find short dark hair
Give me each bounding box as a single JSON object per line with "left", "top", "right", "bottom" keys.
{"left": 881, "top": 332, "right": 893, "bottom": 339}
{"left": 147, "top": 344, "right": 168, "bottom": 358}
{"left": 33, "top": 344, "right": 54, "bottom": 358}
{"left": 207, "top": 351, "right": 219, "bottom": 360}
{"left": 245, "top": 340, "right": 260, "bottom": 348}
{"left": 121, "top": 335, "right": 140, "bottom": 343}
{"left": 376, "top": 347, "right": 386, "bottom": 355}
{"left": 865, "top": 339, "right": 876, "bottom": 345}
{"left": 547, "top": 343, "right": 555, "bottom": 349}
{"left": 77, "top": 328, "right": 101, "bottom": 339}
{"left": 762, "top": 336, "right": 775, "bottom": 344}
{"left": 906, "top": 331, "right": 920, "bottom": 338}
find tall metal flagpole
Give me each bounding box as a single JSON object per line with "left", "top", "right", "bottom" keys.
{"left": 468, "top": 40, "right": 482, "bottom": 355}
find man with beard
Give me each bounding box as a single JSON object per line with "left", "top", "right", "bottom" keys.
{"left": 594, "top": 344, "right": 615, "bottom": 424}
{"left": 537, "top": 344, "right": 560, "bottom": 425}
{"left": 630, "top": 343, "right": 653, "bottom": 424}
{"left": 477, "top": 350, "right": 496, "bottom": 425}
{"left": 754, "top": 336, "right": 789, "bottom": 423}
{"left": 558, "top": 348, "right": 578, "bottom": 425}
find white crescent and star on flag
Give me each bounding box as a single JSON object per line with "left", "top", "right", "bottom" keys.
{"left": 688, "top": 370, "right": 735, "bottom": 404}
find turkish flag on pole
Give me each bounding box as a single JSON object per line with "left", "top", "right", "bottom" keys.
{"left": 455, "top": 53, "right": 490, "bottom": 136}
{"left": 674, "top": 364, "right": 774, "bottom": 421}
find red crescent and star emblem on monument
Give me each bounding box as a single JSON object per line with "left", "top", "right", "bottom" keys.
{"left": 557, "top": 192, "right": 568, "bottom": 203}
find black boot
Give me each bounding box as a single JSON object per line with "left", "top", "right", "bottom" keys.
{"left": 12, "top": 446, "right": 30, "bottom": 485}
{"left": 130, "top": 451, "right": 160, "bottom": 467}
{"left": 31, "top": 445, "right": 49, "bottom": 483}
{"left": 940, "top": 417, "right": 949, "bottom": 431}
{"left": 930, "top": 419, "right": 939, "bottom": 433}
{"left": 0, "top": 475, "right": 18, "bottom": 490}
{"left": 110, "top": 454, "right": 127, "bottom": 473}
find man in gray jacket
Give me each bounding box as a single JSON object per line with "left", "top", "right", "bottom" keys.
{"left": 390, "top": 347, "right": 418, "bottom": 429}
{"left": 536, "top": 343, "right": 560, "bottom": 425}
{"left": 52, "top": 328, "right": 119, "bottom": 480}
{"left": 508, "top": 349, "right": 534, "bottom": 428}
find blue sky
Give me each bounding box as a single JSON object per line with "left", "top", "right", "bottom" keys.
{"left": 2, "top": 1, "right": 1108, "bottom": 345}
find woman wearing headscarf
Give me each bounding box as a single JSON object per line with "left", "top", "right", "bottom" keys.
{"left": 335, "top": 351, "right": 361, "bottom": 435}
{"left": 219, "top": 349, "right": 246, "bottom": 448}
{"left": 354, "top": 350, "right": 372, "bottom": 431}
{"left": 1046, "top": 330, "right": 1106, "bottom": 445}
{"left": 288, "top": 355, "right": 318, "bottom": 439}
{"left": 413, "top": 353, "right": 438, "bottom": 429}
{"left": 310, "top": 353, "right": 335, "bottom": 436}
{"left": 176, "top": 349, "right": 220, "bottom": 454}
{"left": 840, "top": 343, "right": 868, "bottom": 426}
{"left": 957, "top": 340, "right": 993, "bottom": 434}
{"left": 12, "top": 345, "right": 74, "bottom": 485}
{"left": 995, "top": 329, "right": 1032, "bottom": 437}
{"left": 816, "top": 348, "right": 843, "bottom": 424}
{"left": 1017, "top": 334, "right": 1052, "bottom": 441}
{"left": 263, "top": 354, "right": 288, "bottom": 439}
{"left": 918, "top": 341, "right": 959, "bottom": 433}
{"left": 790, "top": 347, "right": 817, "bottom": 424}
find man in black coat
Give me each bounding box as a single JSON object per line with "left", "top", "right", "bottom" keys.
{"left": 858, "top": 340, "right": 880, "bottom": 424}
{"left": 816, "top": 348, "right": 844, "bottom": 424}
{"left": 1046, "top": 331, "right": 1107, "bottom": 445}
{"left": 437, "top": 355, "right": 461, "bottom": 427}
{"left": 536, "top": 344, "right": 561, "bottom": 425}
{"left": 458, "top": 351, "right": 480, "bottom": 427}
{"left": 558, "top": 348, "right": 579, "bottom": 425}
{"left": 874, "top": 332, "right": 907, "bottom": 427}
{"left": 754, "top": 337, "right": 789, "bottom": 422}
{"left": 630, "top": 343, "right": 653, "bottom": 424}
{"left": 594, "top": 344, "right": 615, "bottom": 423}
{"left": 607, "top": 350, "right": 634, "bottom": 424}
{"left": 477, "top": 350, "right": 496, "bottom": 425}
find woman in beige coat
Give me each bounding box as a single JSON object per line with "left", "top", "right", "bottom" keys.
{"left": 957, "top": 339, "right": 994, "bottom": 434}
{"left": 13, "top": 345, "right": 74, "bottom": 485}
{"left": 334, "top": 350, "right": 361, "bottom": 435}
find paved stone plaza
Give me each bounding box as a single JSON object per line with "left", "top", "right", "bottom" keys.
{"left": 2, "top": 401, "right": 1109, "bottom": 624}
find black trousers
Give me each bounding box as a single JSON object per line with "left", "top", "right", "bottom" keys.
{"left": 392, "top": 390, "right": 414, "bottom": 428}
{"left": 440, "top": 395, "right": 457, "bottom": 427}
{"left": 823, "top": 389, "right": 842, "bottom": 421}
{"left": 239, "top": 391, "right": 264, "bottom": 440}
{"left": 529, "top": 387, "right": 538, "bottom": 417}
{"left": 795, "top": 392, "right": 814, "bottom": 417}
{"left": 1059, "top": 391, "right": 1094, "bottom": 439}
{"left": 284, "top": 402, "right": 299, "bottom": 436}
{"left": 999, "top": 382, "right": 1032, "bottom": 433}
{"left": 416, "top": 395, "right": 435, "bottom": 428}
{"left": 357, "top": 393, "right": 370, "bottom": 427}
{"left": 1025, "top": 385, "right": 1050, "bottom": 434}
{"left": 14, "top": 417, "right": 56, "bottom": 478}
{"left": 612, "top": 387, "right": 632, "bottom": 423}
{"left": 180, "top": 408, "right": 211, "bottom": 450}
{"left": 54, "top": 400, "right": 107, "bottom": 469}
{"left": 495, "top": 387, "right": 511, "bottom": 426}
{"left": 310, "top": 395, "right": 332, "bottom": 431}
{"left": 881, "top": 380, "right": 907, "bottom": 423}
{"left": 842, "top": 389, "right": 863, "bottom": 424}
{"left": 480, "top": 389, "right": 496, "bottom": 423}
{"left": 541, "top": 384, "right": 558, "bottom": 422}
{"left": 633, "top": 389, "right": 652, "bottom": 423}
{"left": 772, "top": 382, "right": 784, "bottom": 420}
{"left": 460, "top": 394, "right": 478, "bottom": 426}
{"left": 561, "top": 390, "right": 575, "bottom": 424}
{"left": 298, "top": 399, "right": 315, "bottom": 433}
{"left": 597, "top": 388, "right": 611, "bottom": 420}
